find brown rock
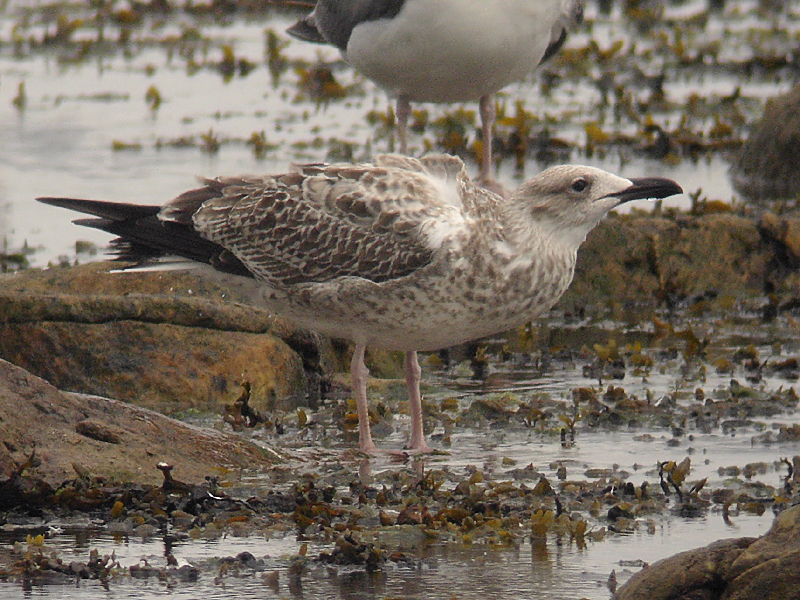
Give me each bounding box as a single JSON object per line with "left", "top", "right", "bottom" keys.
{"left": 0, "top": 358, "right": 284, "bottom": 487}
{"left": 617, "top": 506, "right": 800, "bottom": 600}
{"left": 758, "top": 212, "right": 800, "bottom": 269}
{"left": 727, "top": 504, "right": 800, "bottom": 578}
{"left": 723, "top": 506, "right": 800, "bottom": 599}
{"left": 0, "top": 318, "right": 307, "bottom": 414}
{"left": 75, "top": 419, "right": 124, "bottom": 444}
{"left": 614, "top": 537, "right": 756, "bottom": 600}
{"left": 0, "top": 263, "right": 323, "bottom": 413}
{"left": 723, "top": 550, "right": 800, "bottom": 600}
{"left": 730, "top": 83, "right": 800, "bottom": 200}
{"left": 564, "top": 212, "right": 771, "bottom": 309}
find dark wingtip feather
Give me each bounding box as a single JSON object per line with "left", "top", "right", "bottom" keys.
{"left": 287, "top": 16, "right": 327, "bottom": 44}
{"left": 40, "top": 196, "right": 255, "bottom": 278}
{"left": 37, "top": 197, "right": 161, "bottom": 221}
{"left": 540, "top": 29, "right": 568, "bottom": 65}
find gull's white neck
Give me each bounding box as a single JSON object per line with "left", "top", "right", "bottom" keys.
{"left": 500, "top": 202, "right": 591, "bottom": 260}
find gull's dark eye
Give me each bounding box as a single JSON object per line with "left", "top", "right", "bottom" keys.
{"left": 571, "top": 178, "right": 588, "bottom": 193}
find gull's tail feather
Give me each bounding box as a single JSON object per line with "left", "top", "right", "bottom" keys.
{"left": 36, "top": 197, "right": 253, "bottom": 278}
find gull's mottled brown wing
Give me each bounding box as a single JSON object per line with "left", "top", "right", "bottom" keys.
{"left": 163, "top": 155, "right": 471, "bottom": 287}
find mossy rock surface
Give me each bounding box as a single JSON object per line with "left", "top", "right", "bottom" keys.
{"left": 0, "top": 264, "right": 319, "bottom": 413}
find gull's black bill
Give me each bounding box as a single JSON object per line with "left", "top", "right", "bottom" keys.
{"left": 611, "top": 177, "right": 684, "bottom": 203}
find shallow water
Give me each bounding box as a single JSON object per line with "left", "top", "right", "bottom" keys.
{"left": 0, "top": 432, "right": 783, "bottom": 600}
{"left": 0, "top": 511, "right": 775, "bottom": 599}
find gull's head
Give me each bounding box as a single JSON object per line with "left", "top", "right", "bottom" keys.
{"left": 510, "top": 165, "right": 683, "bottom": 247}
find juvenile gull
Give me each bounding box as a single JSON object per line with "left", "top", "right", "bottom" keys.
{"left": 38, "top": 154, "right": 682, "bottom": 454}
{"left": 288, "top": 0, "right": 584, "bottom": 186}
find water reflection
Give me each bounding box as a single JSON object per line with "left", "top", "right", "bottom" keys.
{"left": 0, "top": 481, "right": 775, "bottom": 600}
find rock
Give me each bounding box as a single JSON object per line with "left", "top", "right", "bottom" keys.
{"left": 0, "top": 359, "right": 285, "bottom": 488}
{"left": 615, "top": 537, "right": 755, "bottom": 600}
{"left": 0, "top": 263, "right": 412, "bottom": 413}
{"left": 616, "top": 505, "right": 800, "bottom": 600}
{"left": 729, "top": 83, "right": 800, "bottom": 200}
{"left": 726, "top": 504, "right": 800, "bottom": 579}
{"left": 758, "top": 212, "right": 800, "bottom": 270}
{"left": 75, "top": 419, "right": 124, "bottom": 444}
{"left": 564, "top": 212, "right": 772, "bottom": 309}
{"left": 370, "top": 524, "right": 427, "bottom": 550}
{"left": 723, "top": 549, "right": 800, "bottom": 600}
{"left": 0, "top": 263, "right": 325, "bottom": 413}
{"left": 0, "top": 317, "right": 307, "bottom": 414}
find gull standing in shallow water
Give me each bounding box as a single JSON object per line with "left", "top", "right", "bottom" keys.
{"left": 38, "top": 154, "right": 682, "bottom": 454}
{"left": 288, "top": 0, "right": 584, "bottom": 187}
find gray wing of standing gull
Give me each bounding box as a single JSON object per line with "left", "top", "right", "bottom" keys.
{"left": 287, "top": 0, "right": 407, "bottom": 50}
{"left": 159, "top": 154, "right": 470, "bottom": 287}
{"left": 540, "top": 0, "right": 584, "bottom": 64}
{"left": 540, "top": 28, "right": 568, "bottom": 64}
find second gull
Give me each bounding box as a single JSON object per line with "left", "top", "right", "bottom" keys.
{"left": 288, "top": 0, "right": 585, "bottom": 187}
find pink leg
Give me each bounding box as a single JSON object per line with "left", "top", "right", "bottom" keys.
{"left": 396, "top": 96, "right": 411, "bottom": 154}
{"left": 478, "top": 95, "right": 497, "bottom": 186}
{"left": 351, "top": 344, "right": 378, "bottom": 454}
{"left": 405, "top": 351, "right": 432, "bottom": 453}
